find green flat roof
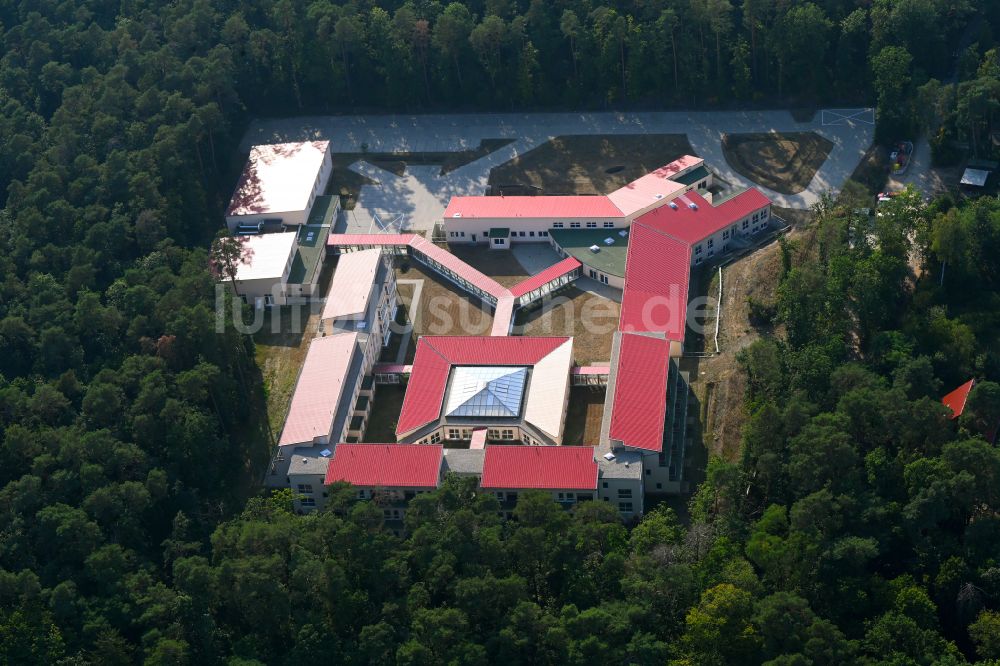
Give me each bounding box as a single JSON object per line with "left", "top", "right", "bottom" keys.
{"left": 288, "top": 222, "right": 331, "bottom": 285}
{"left": 548, "top": 228, "right": 629, "bottom": 278}
{"left": 307, "top": 195, "right": 339, "bottom": 225}
{"left": 488, "top": 227, "right": 510, "bottom": 238}
{"left": 671, "top": 164, "right": 710, "bottom": 186}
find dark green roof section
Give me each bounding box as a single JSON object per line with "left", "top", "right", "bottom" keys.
{"left": 548, "top": 228, "right": 629, "bottom": 278}
{"left": 671, "top": 164, "right": 710, "bottom": 186}
{"left": 711, "top": 186, "right": 751, "bottom": 206}
{"left": 288, "top": 222, "right": 331, "bottom": 285}
{"left": 488, "top": 227, "right": 510, "bottom": 238}
{"left": 307, "top": 195, "right": 339, "bottom": 225}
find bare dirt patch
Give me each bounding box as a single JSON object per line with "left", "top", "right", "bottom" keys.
{"left": 488, "top": 134, "right": 697, "bottom": 195}
{"left": 444, "top": 245, "right": 531, "bottom": 288}
{"left": 684, "top": 223, "right": 805, "bottom": 461}
{"left": 562, "top": 387, "right": 606, "bottom": 446}
{"left": 396, "top": 261, "right": 494, "bottom": 341}
{"left": 722, "top": 131, "right": 833, "bottom": 195}
{"left": 514, "top": 286, "right": 619, "bottom": 365}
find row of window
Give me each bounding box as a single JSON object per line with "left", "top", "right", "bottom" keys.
{"left": 587, "top": 269, "right": 610, "bottom": 285}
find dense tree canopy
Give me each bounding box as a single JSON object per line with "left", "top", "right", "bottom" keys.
{"left": 0, "top": 0, "right": 998, "bottom": 663}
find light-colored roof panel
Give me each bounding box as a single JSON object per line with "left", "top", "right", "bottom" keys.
{"left": 278, "top": 332, "right": 359, "bottom": 446}
{"left": 960, "top": 168, "right": 990, "bottom": 187}
{"left": 232, "top": 232, "right": 298, "bottom": 282}
{"left": 322, "top": 249, "right": 382, "bottom": 321}
{"left": 227, "top": 141, "right": 329, "bottom": 217}
{"left": 607, "top": 156, "right": 701, "bottom": 217}
{"left": 491, "top": 296, "right": 515, "bottom": 336}
{"left": 637, "top": 188, "right": 771, "bottom": 245}
{"left": 523, "top": 338, "right": 574, "bottom": 440}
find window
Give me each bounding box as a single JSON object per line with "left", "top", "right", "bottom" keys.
{"left": 570, "top": 222, "right": 581, "bottom": 228}
{"left": 589, "top": 269, "right": 596, "bottom": 279}
{"left": 357, "top": 489, "right": 368, "bottom": 499}
{"left": 297, "top": 484, "right": 313, "bottom": 495}
{"left": 496, "top": 492, "right": 505, "bottom": 501}
{"left": 761, "top": 209, "right": 769, "bottom": 219}
{"left": 707, "top": 238, "right": 714, "bottom": 248}
{"left": 540, "top": 231, "right": 548, "bottom": 237}
{"left": 602, "top": 481, "right": 608, "bottom": 488}
{"left": 722, "top": 229, "right": 729, "bottom": 240}
{"left": 600, "top": 274, "right": 609, "bottom": 285}
{"left": 501, "top": 429, "right": 515, "bottom": 440}
{"left": 529, "top": 231, "right": 535, "bottom": 237}
{"left": 604, "top": 221, "right": 614, "bottom": 228}
{"left": 732, "top": 226, "right": 738, "bottom": 236}
{"left": 553, "top": 222, "right": 564, "bottom": 228}
{"left": 518, "top": 231, "right": 525, "bottom": 237}
{"left": 618, "top": 502, "right": 633, "bottom": 513}
{"left": 752, "top": 212, "right": 759, "bottom": 222}
{"left": 742, "top": 219, "right": 749, "bottom": 230}
{"left": 493, "top": 238, "right": 504, "bottom": 245}
{"left": 586, "top": 221, "right": 597, "bottom": 228}
{"left": 461, "top": 231, "right": 465, "bottom": 237}
{"left": 447, "top": 428, "right": 461, "bottom": 440}
{"left": 645, "top": 469, "right": 651, "bottom": 475}
{"left": 699, "top": 180, "right": 707, "bottom": 188}
{"left": 300, "top": 497, "right": 316, "bottom": 508}
{"left": 656, "top": 483, "right": 662, "bottom": 489}
{"left": 694, "top": 244, "right": 703, "bottom": 255}
{"left": 578, "top": 493, "right": 593, "bottom": 501}
{"left": 617, "top": 488, "right": 632, "bottom": 499}
{"left": 506, "top": 492, "right": 517, "bottom": 502}
{"left": 430, "top": 432, "right": 442, "bottom": 444}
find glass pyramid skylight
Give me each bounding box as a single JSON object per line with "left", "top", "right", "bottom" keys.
{"left": 444, "top": 366, "right": 528, "bottom": 418}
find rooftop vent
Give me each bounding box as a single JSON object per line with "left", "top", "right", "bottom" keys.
{"left": 453, "top": 213, "right": 462, "bottom": 218}
{"left": 603, "top": 452, "right": 616, "bottom": 461}
{"left": 619, "top": 230, "right": 628, "bottom": 237}
{"left": 589, "top": 245, "right": 601, "bottom": 253}
{"left": 688, "top": 202, "right": 698, "bottom": 210}
{"left": 604, "top": 237, "right": 615, "bottom": 245}
{"left": 668, "top": 201, "right": 679, "bottom": 210}
{"left": 654, "top": 193, "right": 664, "bottom": 200}
{"left": 320, "top": 449, "right": 332, "bottom": 457}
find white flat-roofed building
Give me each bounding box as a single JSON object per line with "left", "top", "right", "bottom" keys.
{"left": 229, "top": 231, "right": 297, "bottom": 307}
{"left": 226, "top": 141, "right": 333, "bottom": 232}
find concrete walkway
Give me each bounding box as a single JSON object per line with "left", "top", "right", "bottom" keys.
{"left": 244, "top": 109, "right": 875, "bottom": 230}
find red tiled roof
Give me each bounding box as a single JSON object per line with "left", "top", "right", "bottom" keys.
{"left": 618, "top": 222, "right": 691, "bottom": 340}
{"left": 328, "top": 233, "right": 417, "bottom": 247}
{"left": 396, "top": 336, "right": 571, "bottom": 437}
{"left": 942, "top": 379, "right": 975, "bottom": 420}
{"left": 409, "top": 236, "right": 509, "bottom": 296}
{"left": 444, "top": 195, "right": 624, "bottom": 220}
{"left": 636, "top": 189, "right": 771, "bottom": 245}
{"left": 480, "top": 445, "right": 598, "bottom": 489}
{"left": 508, "top": 257, "right": 582, "bottom": 298}
{"left": 609, "top": 333, "right": 670, "bottom": 452}
{"left": 324, "top": 444, "right": 443, "bottom": 488}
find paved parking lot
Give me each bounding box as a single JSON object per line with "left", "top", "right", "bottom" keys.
{"left": 245, "top": 109, "right": 875, "bottom": 233}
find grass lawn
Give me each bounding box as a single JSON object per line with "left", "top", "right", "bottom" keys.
{"left": 514, "top": 285, "right": 619, "bottom": 365}
{"left": 838, "top": 144, "right": 889, "bottom": 206}
{"left": 396, "top": 261, "right": 494, "bottom": 338}
{"left": 443, "top": 245, "right": 531, "bottom": 288}
{"left": 721, "top": 131, "right": 833, "bottom": 195}
{"left": 488, "top": 134, "right": 697, "bottom": 195}
{"left": 562, "top": 387, "right": 606, "bottom": 446}
{"left": 328, "top": 139, "right": 514, "bottom": 209}
{"left": 364, "top": 385, "right": 407, "bottom": 443}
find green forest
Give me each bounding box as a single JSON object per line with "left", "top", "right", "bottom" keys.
{"left": 1, "top": 0, "right": 1000, "bottom": 664}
